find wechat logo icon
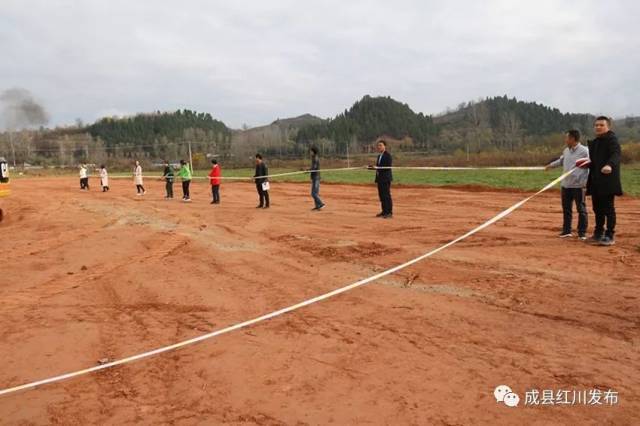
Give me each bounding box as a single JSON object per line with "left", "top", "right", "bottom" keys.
{"left": 495, "top": 385, "right": 520, "bottom": 408}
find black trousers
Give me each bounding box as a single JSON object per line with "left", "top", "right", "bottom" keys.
{"left": 561, "top": 188, "right": 587, "bottom": 235}
{"left": 256, "top": 183, "right": 270, "bottom": 207}
{"left": 165, "top": 181, "right": 173, "bottom": 198}
{"left": 182, "top": 180, "right": 191, "bottom": 199}
{"left": 80, "top": 177, "right": 89, "bottom": 189}
{"left": 136, "top": 184, "right": 145, "bottom": 193}
{"left": 591, "top": 193, "right": 616, "bottom": 237}
{"left": 377, "top": 181, "right": 392, "bottom": 215}
{"left": 211, "top": 185, "right": 220, "bottom": 203}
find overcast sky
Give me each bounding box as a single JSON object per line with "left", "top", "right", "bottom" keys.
{"left": 1, "top": 0, "right": 638, "bottom": 129}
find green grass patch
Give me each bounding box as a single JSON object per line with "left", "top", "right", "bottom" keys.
{"left": 12, "top": 164, "right": 640, "bottom": 196}
{"left": 200, "top": 165, "right": 640, "bottom": 196}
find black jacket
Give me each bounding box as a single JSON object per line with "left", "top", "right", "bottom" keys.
{"left": 375, "top": 151, "right": 393, "bottom": 183}
{"left": 163, "top": 166, "right": 174, "bottom": 183}
{"left": 310, "top": 156, "right": 320, "bottom": 181}
{"left": 254, "top": 162, "right": 268, "bottom": 184}
{"left": 587, "top": 131, "right": 622, "bottom": 196}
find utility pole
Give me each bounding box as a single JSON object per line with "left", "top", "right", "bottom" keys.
{"left": 8, "top": 131, "right": 16, "bottom": 168}
{"left": 188, "top": 141, "right": 193, "bottom": 173}
{"left": 346, "top": 141, "right": 350, "bottom": 168}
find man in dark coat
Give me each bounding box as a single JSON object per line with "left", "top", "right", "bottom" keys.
{"left": 586, "top": 116, "right": 623, "bottom": 246}
{"left": 373, "top": 140, "right": 393, "bottom": 218}
{"left": 309, "top": 146, "right": 325, "bottom": 210}
{"left": 254, "top": 153, "right": 270, "bottom": 209}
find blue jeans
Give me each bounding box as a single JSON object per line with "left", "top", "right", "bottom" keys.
{"left": 311, "top": 179, "right": 323, "bottom": 208}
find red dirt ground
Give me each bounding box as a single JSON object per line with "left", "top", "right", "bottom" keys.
{"left": 1, "top": 177, "right": 639, "bottom": 425}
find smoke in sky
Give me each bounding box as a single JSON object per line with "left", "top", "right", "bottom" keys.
{"left": 0, "top": 88, "right": 49, "bottom": 130}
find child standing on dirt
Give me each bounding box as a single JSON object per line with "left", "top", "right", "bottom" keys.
{"left": 79, "top": 164, "right": 89, "bottom": 190}
{"left": 162, "top": 160, "right": 174, "bottom": 199}
{"left": 100, "top": 165, "right": 110, "bottom": 192}
{"left": 178, "top": 160, "right": 192, "bottom": 202}
{"left": 134, "top": 160, "right": 146, "bottom": 195}
{"left": 208, "top": 159, "right": 221, "bottom": 204}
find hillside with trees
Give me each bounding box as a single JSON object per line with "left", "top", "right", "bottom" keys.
{"left": 293, "top": 95, "right": 607, "bottom": 156}
{"left": 433, "top": 95, "right": 595, "bottom": 154}
{"left": 1, "top": 96, "right": 638, "bottom": 169}
{"left": 88, "top": 109, "right": 231, "bottom": 160}
{"left": 295, "top": 96, "right": 438, "bottom": 154}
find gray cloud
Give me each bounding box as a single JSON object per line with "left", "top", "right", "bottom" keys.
{"left": 1, "top": 0, "right": 638, "bottom": 129}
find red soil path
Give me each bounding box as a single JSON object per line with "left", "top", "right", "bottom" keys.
{"left": 1, "top": 178, "right": 639, "bottom": 425}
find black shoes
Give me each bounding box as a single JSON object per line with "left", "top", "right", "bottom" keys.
{"left": 587, "top": 234, "right": 603, "bottom": 244}
{"left": 598, "top": 236, "right": 615, "bottom": 246}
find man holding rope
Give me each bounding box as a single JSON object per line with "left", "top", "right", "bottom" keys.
{"left": 545, "top": 130, "right": 589, "bottom": 239}
{"left": 254, "top": 154, "right": 270, "bottom": 209}
{"left": 178, "top": 160, "right": 192, "bottom": 202}
{"left": 309, "top": 146, "right": 325, "bottom": 211}
{"left": 371, "top": 140, "right": 393, "bottom": 218}
{"left": 587, "top": 116, "right": 622, "bottom": 246}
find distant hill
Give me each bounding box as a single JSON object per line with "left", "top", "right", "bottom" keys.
{"left": 270, "top": 114, "right": 325, "bottom": 129}
{"left": 296, "top": 95, "right": 438, "bottom": 153}
{"left": 434, "top": 96, "right": 594, "bottom": 135}
{"left": 294, "top": 95, "right": 627, "bottom": 154}
{"left": 230, "top": 114, "right": 326, "bottom": 158}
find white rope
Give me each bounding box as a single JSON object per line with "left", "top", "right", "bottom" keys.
{"left": 0, "top": 168, "right": 576, "bottom": 397}
{"left": 100, "top": 165, "right": 545, "bottom": 182}
{"left": 375, "top": 166, "right": 545, "bottom": 171}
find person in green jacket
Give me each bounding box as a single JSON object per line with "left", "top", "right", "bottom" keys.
{"left": 178, "top": 160, "right": 192, "bottom": 202}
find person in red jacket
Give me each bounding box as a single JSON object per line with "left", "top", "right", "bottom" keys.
{"left": 208, "top": 159, "right": 221, "bottom": 204}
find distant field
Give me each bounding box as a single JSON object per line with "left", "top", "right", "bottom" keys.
{"left": 13, "top": 164, "right": 640, "bottom": 196}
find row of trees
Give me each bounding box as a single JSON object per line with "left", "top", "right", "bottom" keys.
{"left": 87, "top": 109, "right": 232, "bottom": 159}
{"left": 2, "top": 97, "right": 638, "bottom": 169}
{"left": 0, "top": 110, "right": 233, "bottom": 169}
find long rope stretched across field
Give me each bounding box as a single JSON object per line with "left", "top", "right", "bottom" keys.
{"left": 0, "top": 167, "right": 577, "bottom": 397}
{"left": 102, "top": 165, "right": 546, "bottom": 182}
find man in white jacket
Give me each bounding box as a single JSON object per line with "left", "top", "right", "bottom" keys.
{"left": 545, "top": 130, "right": 590, "bottom": 239}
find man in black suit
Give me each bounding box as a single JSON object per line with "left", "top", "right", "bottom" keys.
{"left": 373, "top": 140, "right": 393, "bottom": 218}
{"left": 586, "top": 116, "right": 623, "bottom": 246}
{"left": 254, "top": 153, "right": 270, "bottom": 209}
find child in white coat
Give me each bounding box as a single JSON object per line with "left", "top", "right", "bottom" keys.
{"left": 79, "top": 164, "right": 89, "bottom": 190}
{"left": 133, "top": 160, "right": 145, "bottom": 195}
{"left": 100, "top": 165, "right": 109, "bottom": 192}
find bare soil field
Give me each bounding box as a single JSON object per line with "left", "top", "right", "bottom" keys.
{"left": 1, "top": 177, "right": 639, "bottom": 425}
